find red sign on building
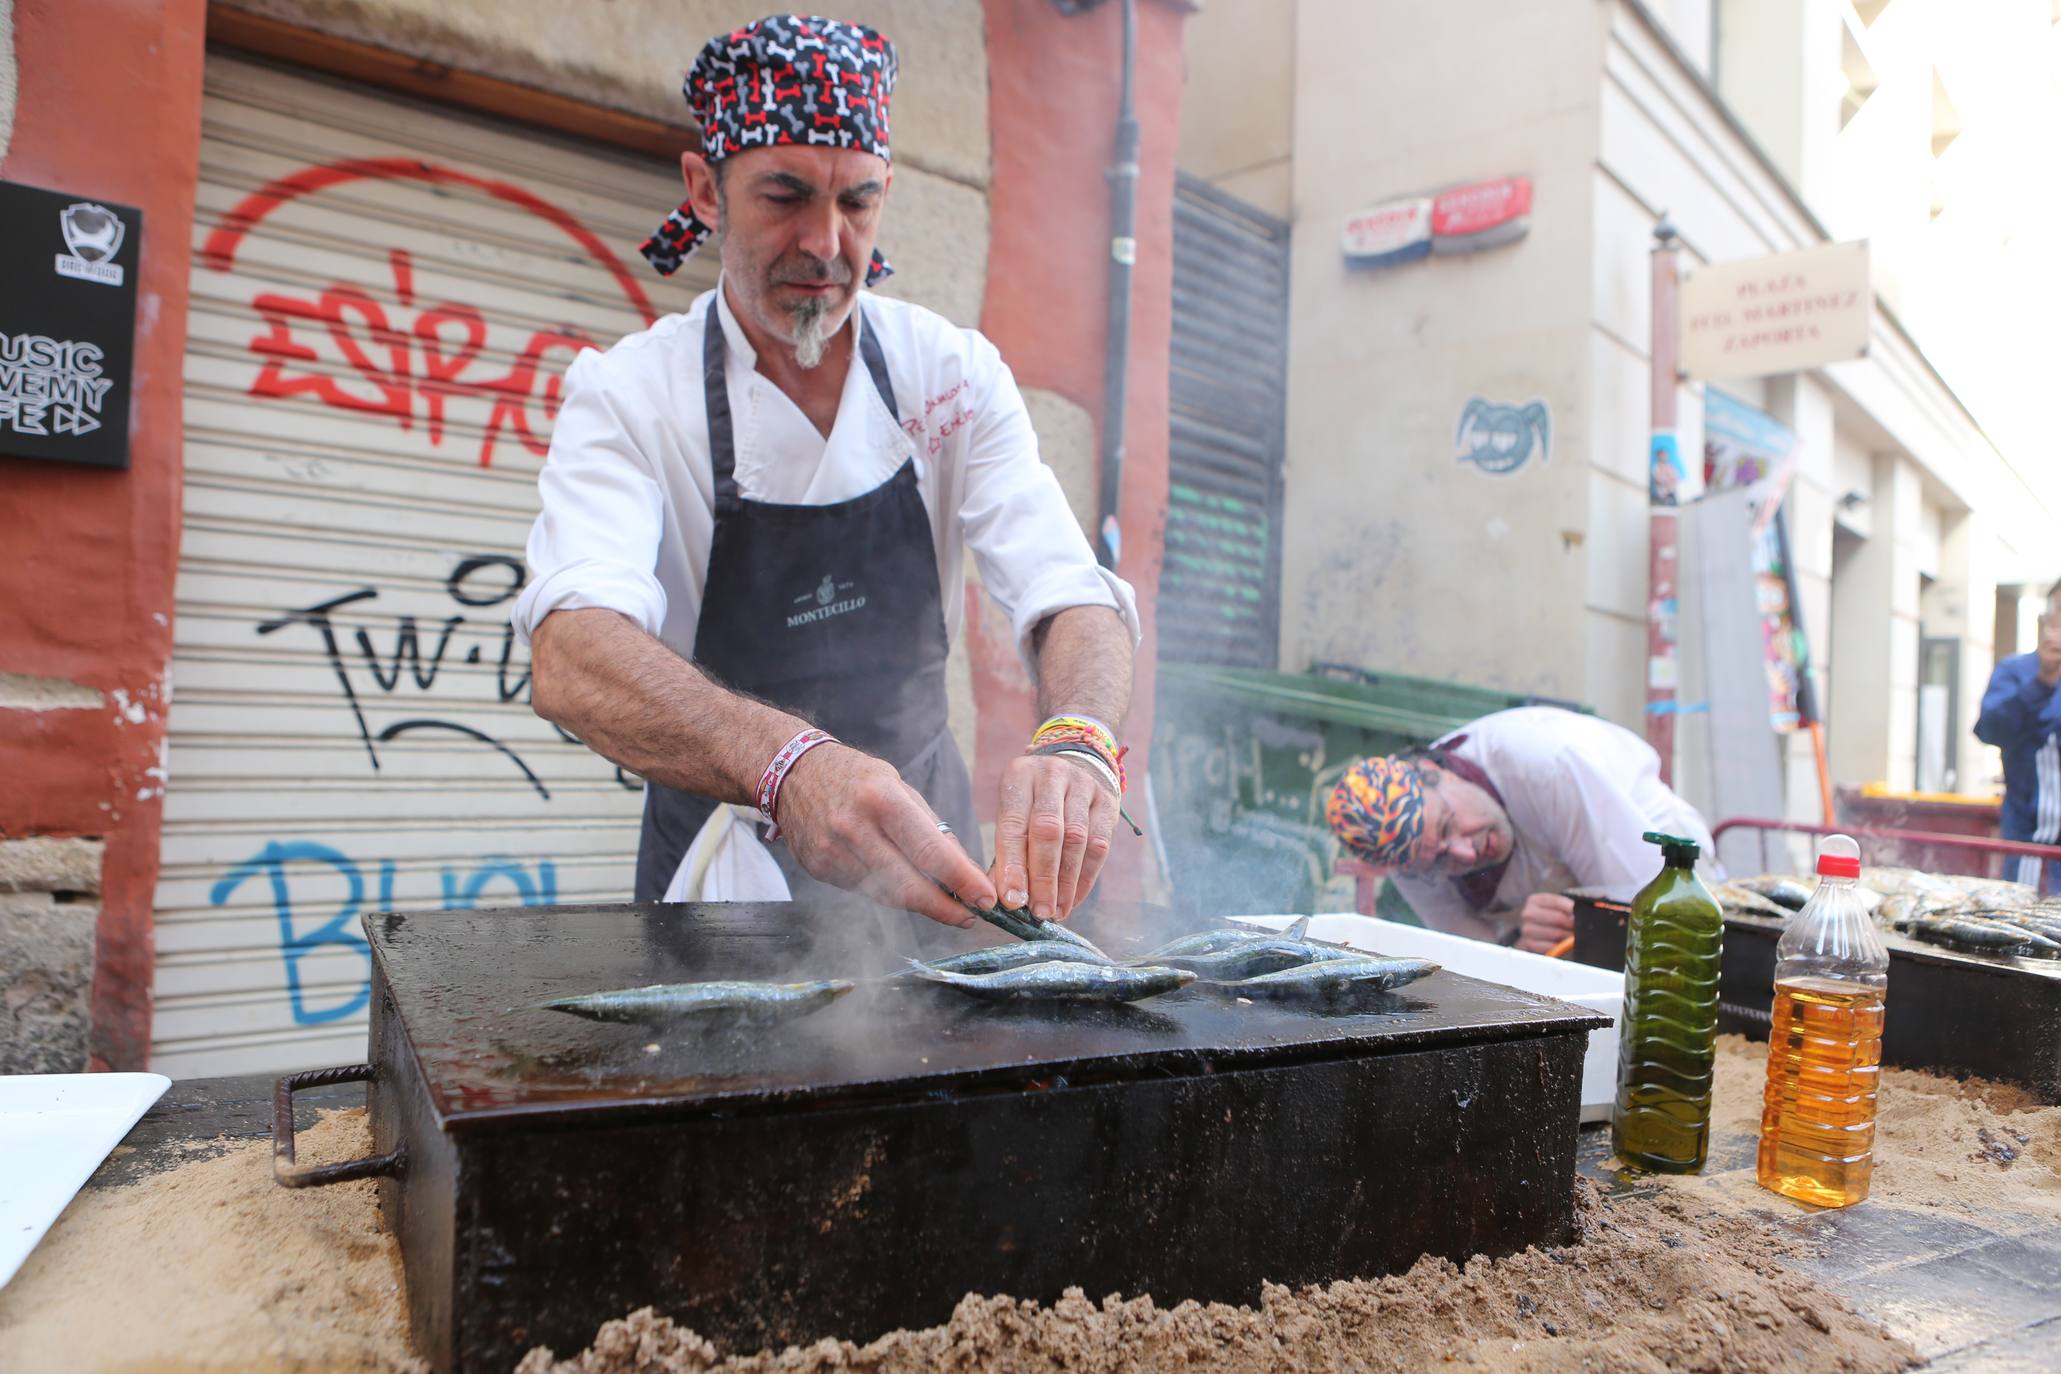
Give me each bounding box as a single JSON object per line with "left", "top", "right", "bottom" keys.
{"left": 1432, "top": 177, "right": 1532, "bottom": 253}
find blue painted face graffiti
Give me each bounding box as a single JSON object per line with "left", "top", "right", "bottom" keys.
{"left": 1455, "top": 398, "right": 1551, "bottom": 474}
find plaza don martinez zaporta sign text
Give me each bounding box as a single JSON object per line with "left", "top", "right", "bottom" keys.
{"left": 1344, "top": 177, "right": 1531, "bottom": 268}
{"left": 0, "top": 179, "right": 142, "bottom": 469}
{"left": 1679, "top": 240, "right": 1872, "bottom": 382}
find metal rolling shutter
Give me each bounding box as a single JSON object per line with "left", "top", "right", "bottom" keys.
{"left": 1160, "top": 174, "right": 1289, "bottom": 669}
{"left": 153, "top": 54, "right": 710, "bottom": 1077}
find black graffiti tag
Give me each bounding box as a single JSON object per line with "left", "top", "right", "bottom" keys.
{"left": 255, "top": 554, "right": 637, "bottom": 799}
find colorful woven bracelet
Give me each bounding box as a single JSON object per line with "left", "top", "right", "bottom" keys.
{"left": 756, "top": 727, "right": 837, "bottom": 839}
{"left": 1029, "top": 715, "right": 1125, "bottom": 791}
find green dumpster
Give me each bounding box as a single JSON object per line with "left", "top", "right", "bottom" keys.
{"left": 1147, "top": 662, "right": 1588, "bottom": 918}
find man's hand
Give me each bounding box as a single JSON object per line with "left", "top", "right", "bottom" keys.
{"left": 2038, "top": 619, "right": 2061, "bottom": 688}
{"left": 1517, "top": 892, "right": 1576, "bottom": 954}
{"left": 776, "top": 744, "right": 996, "bottom": 927}
{"left": 992, "top": 754, "right": 1120, "bottom": 921}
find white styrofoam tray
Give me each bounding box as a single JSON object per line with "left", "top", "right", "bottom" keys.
{"left": 0, "top": 1072, "right": 171, "bottom": 1289}
{"left": 1234, "top": 915, "right": 1624, "bottom": 1122}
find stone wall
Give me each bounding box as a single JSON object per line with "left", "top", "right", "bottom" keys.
{"left": 0, "top": 836, "right": 103, "bottom": 1073}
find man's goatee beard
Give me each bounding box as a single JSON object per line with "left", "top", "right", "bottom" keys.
{"left": 790, "top": 297, "right": 834, "bottom": 369}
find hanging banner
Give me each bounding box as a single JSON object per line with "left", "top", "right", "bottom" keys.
{"left": 0, "top": 179, "right": 141, "bottom": 470}
{"left": 1704, "top": 391, "right": 1806, "bottom": 732}
{"left": 1680, "top": 239, "right": 1871, "bottom": 381}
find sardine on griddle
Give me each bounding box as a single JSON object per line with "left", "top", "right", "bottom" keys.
{"left": 1881, "top": 889, "right": 1971, "bottom": 925}
{"left": 540, "top": 979, "right": 853, "bottom": 1025}
{"left": 1159, "top": 938, "right": 1349, "bottom": 982}
{"left": 905, "top": 959, "right": 1195, "bottom": 1003}
{"left": 1948, "top": 878, "right": 2040, "bottom": 910}
{"left": 1222, "top": 954, "right": 1439, "bottom": 999}
{"left": 1899, "top": 916, "right": 2061, "bottom": 958}
{"left": 939, "top": 883, "right": 1110, "bottom": 955}
{"left": 1712, "top": 883, "right": 1789, "bottom": 919}
{"left": 898, "top": 942, "right": 1112, "bottom": 979}
{"left": 1736, "top": 875, "right": 1816, "bottom": 911}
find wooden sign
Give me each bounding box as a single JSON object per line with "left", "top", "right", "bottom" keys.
{"left": 1680, "top": 240, "right": 1871, "bottom": 381}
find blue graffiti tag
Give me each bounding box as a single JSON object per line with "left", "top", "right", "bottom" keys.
{"left": 443, "top": 857, "right": 559, "bottom": 910}
{"left": 210, "top": 840, "right": 373, "bottom": 1026}
{"left": 1455, "top": 397, "right": 1551, "bottom": 474}
{"left": 212, "top": 842, "right": 563, "bottom": 1027}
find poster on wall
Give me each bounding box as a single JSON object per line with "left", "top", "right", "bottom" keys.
{"left": 1704, "top": 390, "right": 1805, "bottom": 732}
{"left": 0, "top": 179, "right": 141, "bottom": 469}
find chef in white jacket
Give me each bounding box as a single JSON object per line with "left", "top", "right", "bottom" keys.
{"left": 511, "top": 15, "right": 1140, "bottom": 935}
{"left": 1325, "top": 708, "right": 1719, "bottom": 952}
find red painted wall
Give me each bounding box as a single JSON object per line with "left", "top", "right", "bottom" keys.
{"left": 977, "top": 0, "right": 1183, "bottom": 903}
{"left": 0, "top": 0, "right": 208, "bottom": 1069}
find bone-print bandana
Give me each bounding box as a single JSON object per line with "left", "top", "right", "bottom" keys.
{"left": 641, "top": 14, "right": 897, "bottom": 286}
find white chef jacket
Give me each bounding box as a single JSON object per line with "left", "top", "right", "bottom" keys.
{"left": 511, "top": 283, "right": 1140, "bottom": 670}
{"left": 1390, "top": 708, "right": 1720, "bottom": 942}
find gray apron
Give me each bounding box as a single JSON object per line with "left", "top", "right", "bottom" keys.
{"left": 634, "top": 301, "right": 979, "bottom": 951}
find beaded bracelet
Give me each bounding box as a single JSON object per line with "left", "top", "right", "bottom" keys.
{"left": 1029, "top": 715, "right": 1125, "bottom": 792}
{"left": 756, "top": 727, "right": 837, "bottom": 839}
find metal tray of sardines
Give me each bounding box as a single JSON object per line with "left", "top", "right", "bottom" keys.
{"left": 1709, "top": 870, "right": 2061, "bottom": 1101}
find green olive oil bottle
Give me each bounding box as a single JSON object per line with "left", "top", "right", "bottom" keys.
{"left": 1611, "top": 831, "right": 1724, "bottom": 1172}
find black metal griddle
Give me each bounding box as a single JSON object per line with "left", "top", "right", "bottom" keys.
{"left": 277, "top": 901, "right": 1605, "bottom": 1372}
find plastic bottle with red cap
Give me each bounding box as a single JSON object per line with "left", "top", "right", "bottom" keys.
{"left": 1756, "top": 833, "right": 1890, "bottom": 1208}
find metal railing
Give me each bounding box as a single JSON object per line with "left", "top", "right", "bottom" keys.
{"left": 1711, "top": 817, "right": 2059, "bottom": 897}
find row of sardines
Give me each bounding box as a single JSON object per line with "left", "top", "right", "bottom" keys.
{"left": 1715, "top": 869, "right": 2061, "bottom": 961}
{"left": 902, "top": 913, "right": 1436, "bottom": 1004}
{"left": 543, "top": 913, "right": 1438, "bottom": 1027}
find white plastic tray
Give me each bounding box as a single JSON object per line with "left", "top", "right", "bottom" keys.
{"left": 1234, "top": 915, "right": 1625, "bottom": 1122}
{"left": 0, "top": 1072, "right": 171, "bottom": 1289}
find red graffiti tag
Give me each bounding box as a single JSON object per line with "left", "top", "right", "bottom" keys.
{"left": 202, "top": 158, "right": 660, "bottom": 469}
{"left": 245, "top": 249, "right": 589, "bottom": 467}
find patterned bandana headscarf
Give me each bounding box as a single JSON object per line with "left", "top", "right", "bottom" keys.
{"left": 641, "top": 14, "right": 898, "bottom": 286}
{"left": 1326, "top": 756, "right": 1427, "bottom": 869}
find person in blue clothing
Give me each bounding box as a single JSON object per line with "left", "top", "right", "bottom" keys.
{"left": 1975, "top": 578, "right": 2061, "bottom": 890}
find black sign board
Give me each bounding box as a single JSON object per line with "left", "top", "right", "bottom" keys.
{"left": 0, "top": 179, "right": 142, "bottom": 469}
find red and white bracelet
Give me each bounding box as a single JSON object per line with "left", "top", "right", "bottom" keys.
{"left": 756, "top": 728, "right": 837, "bottom": 839}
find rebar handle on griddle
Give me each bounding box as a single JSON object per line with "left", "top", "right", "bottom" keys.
{"left": 272, "top": 1063, "right": 405, "bottom": 1189}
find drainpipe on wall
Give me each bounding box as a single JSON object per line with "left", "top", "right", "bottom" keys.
{"left": 1, "top": 0, "right": 19, "bottom": 164}
{"left": 1647, "top": 218, "right": 1682, "bottom": 785}
{"left": 1054, "top": 0, "right": 1139, "bottom": 570}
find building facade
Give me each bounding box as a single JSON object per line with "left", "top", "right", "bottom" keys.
{"left": 1176, "top": 0, "right": 2058, "bottom": 876}
{"left": 0, "top": 0, "right": 1191, "bottom": 1076}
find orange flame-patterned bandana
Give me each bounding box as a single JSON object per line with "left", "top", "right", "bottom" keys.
{"left": 1326, "top": 756, "right": 1426, "bottom": 869}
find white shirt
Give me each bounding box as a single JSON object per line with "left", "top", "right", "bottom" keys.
{"left": 1390, "top": 708, "right": 1719, "bottom": 942}
{"left": 511, "top": 284, "right": 1139, "bottom": 670}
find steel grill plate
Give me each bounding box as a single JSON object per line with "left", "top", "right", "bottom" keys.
{"left": 356, "top": 901, "right": 1605, "bottom": 1371}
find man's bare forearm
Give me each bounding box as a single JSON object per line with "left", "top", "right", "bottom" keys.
{"left": 1030, "top": 606, "right": 1134, "bottom": 731}
{"left": 529, "top": 608, "right": 805, "bottom": 800}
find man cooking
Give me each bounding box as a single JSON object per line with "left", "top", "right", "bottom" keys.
{"left": 511, "top": 15, "right": 1139, "bottom": 934}
{"left": 1974, "top": 577, "right": 2061, "bottom": 891}
{"left": 1325, "top": 707, "right": 1719, "bottom": 952}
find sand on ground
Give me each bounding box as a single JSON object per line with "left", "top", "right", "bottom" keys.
{"left": 9, "top": 1036, "right": 2056, "bottom": 1372}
